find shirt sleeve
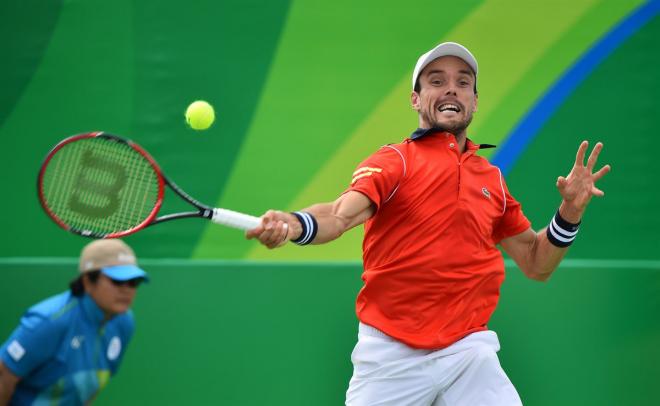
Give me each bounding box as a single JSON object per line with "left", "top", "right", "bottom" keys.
{"left": 492, "top": 178, "right": 531, "bottom": 244}
{"left": 0, "top": 314, "right": 63, "bottom": 378}
{"left": 345, "top": 145, "right": 405, "bottom": 210}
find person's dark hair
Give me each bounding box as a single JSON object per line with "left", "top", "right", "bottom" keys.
{"left": 69, "top": 270, "right": 101, "bottom": 296}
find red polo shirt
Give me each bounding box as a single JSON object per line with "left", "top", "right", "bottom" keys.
{"left": 347, "top": 129, "right": 530, "bottom": 349}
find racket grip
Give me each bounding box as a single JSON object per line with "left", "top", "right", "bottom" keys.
{"left": 211, "top": 208, "right": 261, "bottom": 230}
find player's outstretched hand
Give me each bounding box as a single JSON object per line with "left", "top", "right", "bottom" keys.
{"left": 557, "top": 141, "right": 611, "bottom": 221}
{"left": 246, "top": 210, "right": 294, "bottom": 249}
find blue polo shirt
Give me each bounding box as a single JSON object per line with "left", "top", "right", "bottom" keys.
{"left": 0, "top": 291, "right": 134, "bottom": 406}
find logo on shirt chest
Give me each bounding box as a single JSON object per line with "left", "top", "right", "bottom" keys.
{"left": 107, "top": 336, "right": 122, "bottom": 361}
{"left": 482, "top": 187, "right": 491, "bottom": 199}
{"left": 71, "top": 335, "right": 85, "bottom": 349}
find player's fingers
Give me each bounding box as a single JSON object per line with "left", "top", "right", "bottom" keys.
{"left": 269, "top": 221, "right": 285, "bottom": 242}
{"left": 592, "top": 186, "right": 605, "bottom": 197}
{"left": 264, "top": 228, "right": 279, "bottom": 246}
{"left": 575, "top": 140, "right": 588, "bottom": 167}
{"left": 262, "top": 211, "right": 276, "bottom": 227}
{"left": 593, "top": 164, "right": 611, "bottom": 182}
{"left": 556, "top": 176, "right": 567, "bottom": 189}
{"left": 253, "top": 220, "right": 277, "bottom": 244}
{"left": 245, "top": 226, "right": 264, "bottom": 239}
{"left": 586, "top": 142, "right": 603, "bottom": 171}
{"left": 280, "top": 223, "right": 289, "bottom": 244}
{"left": 272, "top": 223, "right": 289, "bottom": 248}
{"left": 264, "top": 221, "right": 274, "bottom": 231}
{"left": 245, "top": 216, "right": 268, "bottom": 238}
{"left": 264, "top": 221, "right": 287, "bottom": 248}
{"left": 264, "top": 213, "right": 287, "bottom": 233}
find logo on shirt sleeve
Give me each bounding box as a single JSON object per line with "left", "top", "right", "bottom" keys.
{"left": 7, "top": 340, "right": 26, "bottom": 362}
{"left": 352, "top": 167, "right": 382, "bottom": 185}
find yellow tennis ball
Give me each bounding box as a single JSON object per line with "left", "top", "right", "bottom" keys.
{"left": 185, "top": 100, "right": 215, "bottom": 130}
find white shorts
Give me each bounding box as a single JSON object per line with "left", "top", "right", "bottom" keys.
{"left": 346, "top": 323, "right": 522, "bottom": 406}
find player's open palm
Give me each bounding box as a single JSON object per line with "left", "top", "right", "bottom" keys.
{"left": 557, "top": 141, "right": 611, "bottom": 212}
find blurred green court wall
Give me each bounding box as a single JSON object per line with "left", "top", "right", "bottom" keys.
{"left": 1, "top": 260, "right": 658, "bottom": 405}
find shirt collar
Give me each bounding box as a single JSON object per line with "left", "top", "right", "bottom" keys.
{"left": 80, "top": 293, "right": 106, "bottom": 326}
{"left": 409, "top": 127, "right": 496, "bottom": 149}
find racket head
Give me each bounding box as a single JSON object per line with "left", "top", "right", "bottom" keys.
{"left": 37, "top": 132, "right": 165, "bottom": 238}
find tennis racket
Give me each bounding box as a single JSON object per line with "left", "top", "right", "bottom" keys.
{"left": 37, "top": 132, "right": 262, "bottom": 238}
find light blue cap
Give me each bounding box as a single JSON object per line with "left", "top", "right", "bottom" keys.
{"left": 101, "top": 264, "right": 149, "bottom": 282}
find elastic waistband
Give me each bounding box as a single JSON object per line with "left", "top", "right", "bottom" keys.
{"left": 359, "top": 322, "right": 392, "bottom": 340}
{"left": 358, "top": 322, "right": 500, "bottom": 354}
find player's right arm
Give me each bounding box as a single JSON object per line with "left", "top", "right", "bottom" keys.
{"left": 0, "top": 361, "right": 19, "bottom": 406}
{"left": 298, "top": 191, "right": 375, "bottom": 243}
{"left": 247, "top": 144, "right": 403, "bottom": 249}
{"left": 246, "top": 191, "right": 375, "bottom": 249}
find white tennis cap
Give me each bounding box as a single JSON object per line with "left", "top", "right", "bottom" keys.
{"left": 412, "top": 42, "right": 478, "bottom": 90}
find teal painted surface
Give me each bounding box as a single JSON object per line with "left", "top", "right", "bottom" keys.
{"left": 1, "top": 261, "right": 657, "bottom": 405}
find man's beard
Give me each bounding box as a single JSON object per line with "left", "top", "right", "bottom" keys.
{"left": 423, "top": 110, "right": 474, "bottom": 136}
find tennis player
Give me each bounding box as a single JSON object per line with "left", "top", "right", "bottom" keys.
{"left": 0, "top": 239, "right": 147, "bottom": 406}
{"left": 247, "top": 42, "right": 610, "bottom": 405}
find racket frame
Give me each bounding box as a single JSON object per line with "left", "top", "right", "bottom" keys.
{"left": 38, "top": 132, "right": 167, "bottom": 238}
{"left": 38, "top": 132, "right": 256, "bottom": 238}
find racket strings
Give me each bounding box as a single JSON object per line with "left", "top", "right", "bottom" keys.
{"left": 41, "top": 137, "right": 160, "bottom": 235}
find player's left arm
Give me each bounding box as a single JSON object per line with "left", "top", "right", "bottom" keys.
{"left": 500, "top": 141, "right": 610, "bottom": 281}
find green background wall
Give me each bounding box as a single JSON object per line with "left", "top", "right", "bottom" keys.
{"left": 1, "top": 0, "right": 659, "bottom": 404}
